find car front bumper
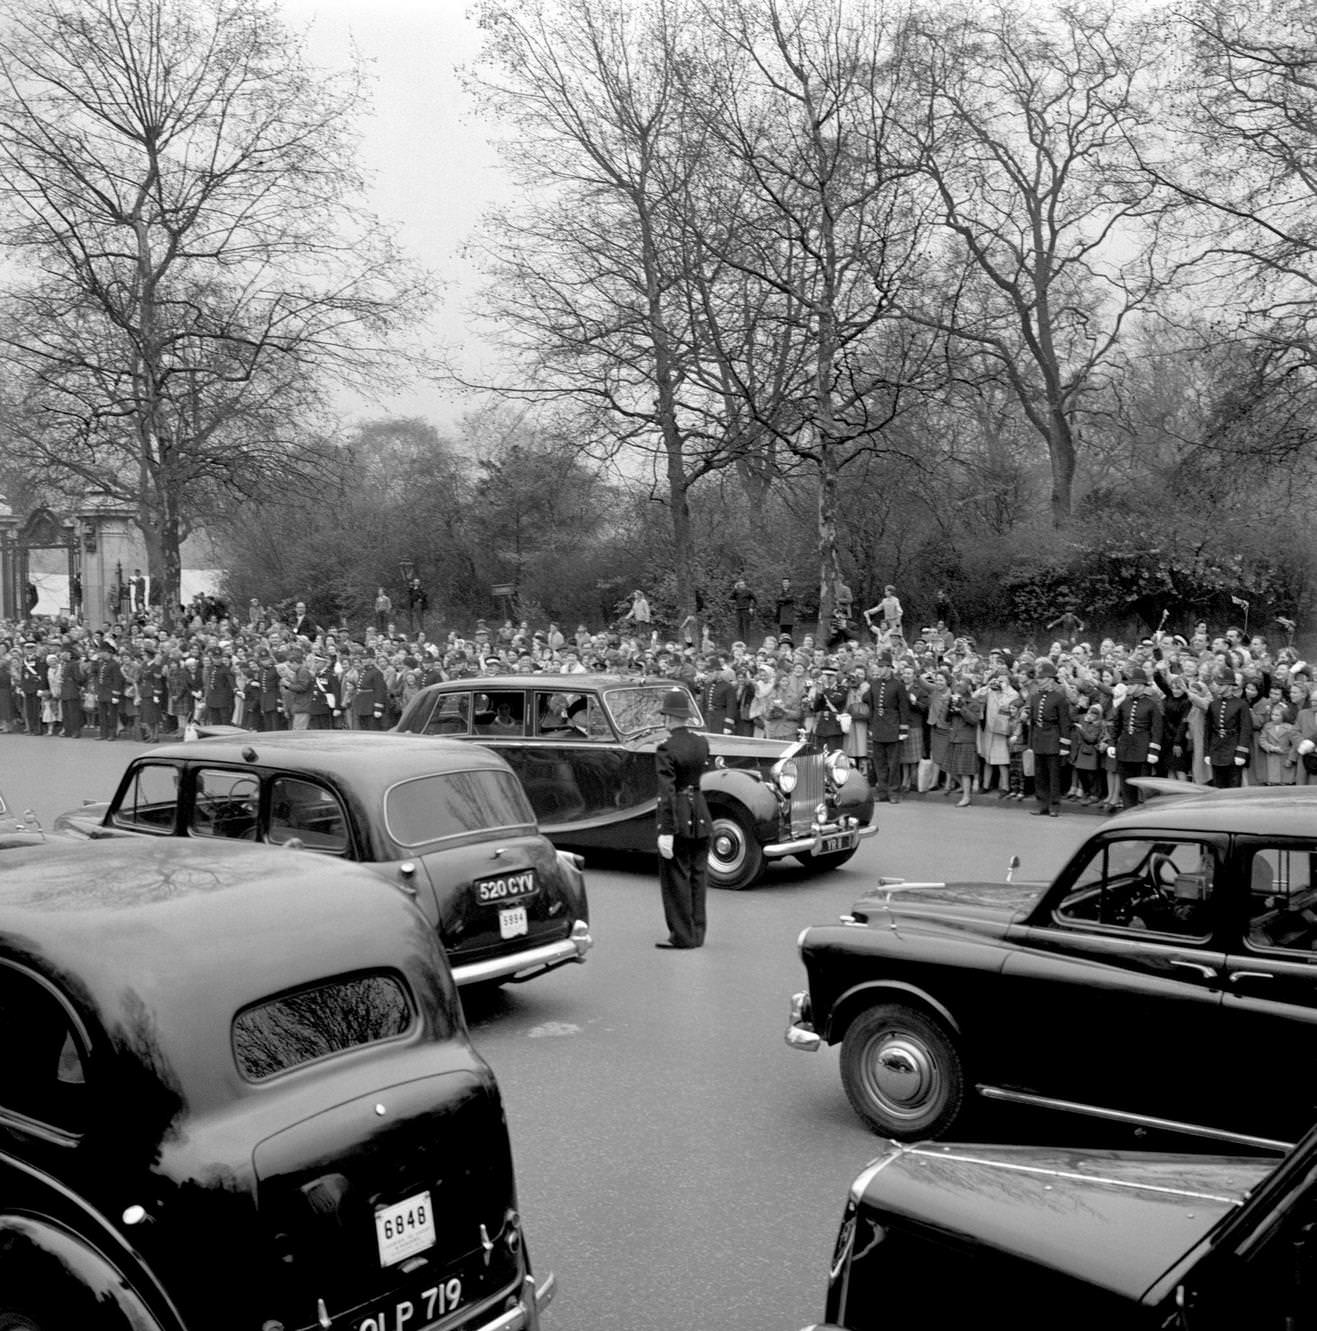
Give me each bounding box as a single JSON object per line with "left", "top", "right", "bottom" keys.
{"left": 451, "top": 921, "right": 592, "bottom": 988}
{"left": 785, "top": 990, "right": 821, "bottom": 1051}
{"left": 762, "top": 813, "right": 878, "bottom": 860}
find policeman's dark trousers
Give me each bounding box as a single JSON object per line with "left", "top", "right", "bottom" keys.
{"left": 1034, "top": 753, "right": 1063, "bottom": 811}
{"left": 659, "top": 837, "right": 709, "bottom": 948}
{"left": 872, "top": 741, "right": 902, "bottom": 800}
{"left": 1117, "top": 761, "right": 1148, "bottom": 807}
{"left": 1211, "top": 764, "right": 1243, "bottom": 789}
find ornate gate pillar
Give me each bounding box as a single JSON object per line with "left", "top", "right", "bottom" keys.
{"left": 75, "top": 494, "right": 140, "bottom": 626}
{"left": 0, "top": 502, "right": 18, "bottom": 622}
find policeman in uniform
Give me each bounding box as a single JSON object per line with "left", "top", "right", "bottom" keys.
{"left": 1027, "top": 659, "right": 1071, "bottom": 816}
{"left": 810, "top": 661, "right": 852, "bottom": 753}
{"left": 654, "top": 688, "right": 712, "bottom": 950}
{"left": 1205, "top": 666, "right": 1252, "bottom": 787}
{"left": 1112, "top": 668, "right": 1164, "bottom": 808}
{"left": 867, "top": 652, "right": 911, "bottom": 802}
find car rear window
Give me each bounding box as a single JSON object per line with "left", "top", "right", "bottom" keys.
{"left": 233, "top": 973, "right": 414, "bottom": 1080}
{"left": 384, "top": 769, "right": 535, "bottom": 846}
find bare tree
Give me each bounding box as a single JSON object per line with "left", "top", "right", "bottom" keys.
{"left": 0, "top": 0, "right": 430, "bottom": 620}
{"left": 903, "top": 1, "right": 1175, "bottom": 526}
{"left": 1166, "top": 0, "right": 1317, "bottom": 370}
{"left": 468, "top": 0, "right": 743, "bottom": 628}
{"left": 688, "top": 0, "right": 945, "bottom": 629}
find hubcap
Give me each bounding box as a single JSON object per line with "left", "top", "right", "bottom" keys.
{"left": 867, "top": 1032, "right": 940, "bottom": 1118}
{"left": 711, "top": 821, "right": 743, "bottom": 869}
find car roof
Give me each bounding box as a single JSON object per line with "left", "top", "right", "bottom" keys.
{"left": 1103, "top": 786, "right": 1317, "bottom": 839}
{"left": 427, "top": 674, "right": 665, "bottom": 691}
{"left": 142, "top": 730, "right": 513, "bottom": 777}
{"left": 0, "top": 839, "right": 449, "bottom": 1105}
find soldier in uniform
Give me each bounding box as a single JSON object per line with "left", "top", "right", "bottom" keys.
{"left": 1027, "top": 659, "right": 1071, "bottom": 816}
{"left": 867, "top": 653, "right": 911, "bottom": 802}
{"left": 1205, "top": 666, "right": 1253, "bottom": 787}
{"left": 1112, "top": 668, "right": 1164, "bottom": 808}
{"left": 654, "top": 688, "right": 712, "bottom": 950}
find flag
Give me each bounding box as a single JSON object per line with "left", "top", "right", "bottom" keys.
{"left": 1230, "top": 595, "right": 1250, "bottom": 608}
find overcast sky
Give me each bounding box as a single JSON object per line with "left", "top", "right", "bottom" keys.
{"left": 280, "top": 0, "right": 508, "bottom": 432}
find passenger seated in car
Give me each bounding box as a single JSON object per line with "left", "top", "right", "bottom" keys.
{"left": 540, "top": 694, "right": 575, "bottom": 733}
{"left": 490, "top": 703, "right": 522, "bottom": 735}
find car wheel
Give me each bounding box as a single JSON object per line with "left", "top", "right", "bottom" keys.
{"left": 794, "top": 845, "right": 858, "bottom": 872}
{"left": 706, "top": 807, "right": 765, "bottom": 890}
{"left": 840, "top": 1003, "right": 965, "bottom": 1139}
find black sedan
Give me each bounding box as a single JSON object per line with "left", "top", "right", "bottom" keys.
{"left": 55, "top": 731, "right": 591, "bottom": 988}
{"left": 808, "top": 1128, "right": 1311, "bottom": 1330}
{"left": 395, "top": 674, "right": 876, "bottom": 889}
{"left": 0, "top": 838, "right": 553, "bottom": 1331}
{"left": 788, "top": 786, "right": 1317, "bottom": 1149}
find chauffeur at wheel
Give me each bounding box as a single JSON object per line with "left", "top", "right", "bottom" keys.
{"left": 655, "top": 688, "right": 712, "bottom": 949}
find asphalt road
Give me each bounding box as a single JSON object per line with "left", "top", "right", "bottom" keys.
{"left": 3, "top": 735, "right": 1160, "bottom": 1330}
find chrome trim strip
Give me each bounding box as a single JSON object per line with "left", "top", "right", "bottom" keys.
{"left": 848, "top": 1150, "right": 904, "bottom": 1204}
{"left": 451, "top": 930, "right": 592, "bottom": 988}
{"left": 904, "top": 1145, "right": 1249, "bottom": 1204}
{"left": 977, "top": 1085, "right": 1293, "bottom": 1153}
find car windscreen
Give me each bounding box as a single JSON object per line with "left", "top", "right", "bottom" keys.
{"left": 602, "top": 684, "right": 702, "bottom": 736}
{"left": 384, "top": 769, "right": 536, "bottom": 847}
{"left": 233, "top": 972, "right": 414, "bottom": 1081}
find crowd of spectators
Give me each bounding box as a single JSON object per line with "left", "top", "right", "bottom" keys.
{"left": 0, "top": 589, "right": 1310, "bottom": 817}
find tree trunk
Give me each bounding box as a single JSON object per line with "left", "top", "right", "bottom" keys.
{"left": 1047, "top": 405, "right": 1076, "bottom": 527}
{"left": 816, "top": 448, "right": 839, "bottom": 639}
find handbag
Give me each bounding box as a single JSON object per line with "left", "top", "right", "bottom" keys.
{"left": 1022, "top": 749, "right": 1036, "bottom": 777}
{"left": 838, "top": 712, "right": 852, "bottom": 734}
{"left": 916, "top": 757, "right": 937, "bottom": 792}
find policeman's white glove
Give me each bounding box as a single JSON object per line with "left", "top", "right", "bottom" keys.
{"left": 1300, "top": 739, "right": 1315, "bottom": 755}
{"left": 657, "top": 834, "right": 674, "bottom": 860}
{"left": 1234, "top": 756, "right": 1246, "bottom": 766}
{"left": 1107, "top": 746, "right": 1116, "bottom": 759}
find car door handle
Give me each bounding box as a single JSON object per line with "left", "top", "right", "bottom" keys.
{"left": 1228, "top": 970, "right": 1273, "bottom": 983}
{"left": 1170, "top": 959, "right": 1218, "bottom": 979}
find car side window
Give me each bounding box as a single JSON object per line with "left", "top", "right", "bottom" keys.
{"left": 190, "top": 769, "right": 260, "bottom": 840}
{"left": 475, "top": 690, "right": 525, "bottom": 736}
{"left": 0, "top": 964, "right": 87, "bottom": 1133}
{"left": 112, "top": 763, "right": 180, "bottom": 832}
{"left": 1246, "top": 846, "right": 1317, "bottom": 953}
{"left": 424, "top": 693, "right": 470, "bottom": 736}
{"left": 1055, "top": 837, "right": 1216, "bottom": 938}
{"left": 269, "top": 777, "right": 350, "bottom": 853}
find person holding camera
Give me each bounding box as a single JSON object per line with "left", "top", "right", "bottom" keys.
{"left": 946, "top": 680, "right": 984, "bottom": 807}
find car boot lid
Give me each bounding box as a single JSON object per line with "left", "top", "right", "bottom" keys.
{"left": 855, "top": 1139, "right": 1271, "bottom": 1303}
